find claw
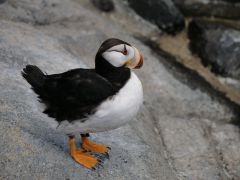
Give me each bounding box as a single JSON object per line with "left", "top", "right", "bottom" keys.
{"left": 98, "top": 162, "right": 104, "bottom": 168}
{"left": 105, "top": 152, "right": 110, "bottom": 159}
{"left": 96, "top": 155, "right": 105, "bottom": 162}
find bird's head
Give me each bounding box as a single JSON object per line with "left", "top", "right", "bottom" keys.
{"left": 95, "top": 38, "right": 143, "bottom": 71}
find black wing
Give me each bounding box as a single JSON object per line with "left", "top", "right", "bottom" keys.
{"left": 39, "top": 68, "right": 116, "bottom": 122}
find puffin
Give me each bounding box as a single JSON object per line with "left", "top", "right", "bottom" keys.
{"left": 22, "top": 38, "right": 143, "bottom": 169}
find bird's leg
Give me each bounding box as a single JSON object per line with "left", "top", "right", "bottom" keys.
{"left": 81, "top": 134, "right": 110, "bottom": 154}
{"left": 69, "top": 135, "right": 99, "bottom": 169}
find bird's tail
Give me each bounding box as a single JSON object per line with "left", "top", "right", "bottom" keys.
{"left": 22, "top": 65, "right": 46, "bottom": 94}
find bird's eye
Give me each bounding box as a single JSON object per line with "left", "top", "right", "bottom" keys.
{"left": 122, "top": 45, "right": 128, "bottom": 55}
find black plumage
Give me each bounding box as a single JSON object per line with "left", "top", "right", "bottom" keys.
{"left": 22, "top": 38, "right": 131, "bottom": 123}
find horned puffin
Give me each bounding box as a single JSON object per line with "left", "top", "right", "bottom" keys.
{"left": 22, "top": 38, "right": 143, "bottom": 169}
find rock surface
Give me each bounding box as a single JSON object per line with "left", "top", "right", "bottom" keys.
{"left": 0, "top": 0, "right": 240, "bottom": 180}
{"left": 173, "top": 0, "right": 240, "bottom": 20}
{"left": 91, "top": 0, "right": 114, "bottom": 12}
{"left": 128, "top": 0, "right": 185, "bottom": 34}
{"left": 188, "top": 20, "right": 240, "bottom": 80}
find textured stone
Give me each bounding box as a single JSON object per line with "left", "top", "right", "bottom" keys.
{"left": 0, "top": 0, "right": 84, "bottom": 25}
{"left": 0, "top": 0, "right": 6, "bottom": 4}
{"left": 91, "top": 0, "right": 114, "bottom": 12}
{"left": 173, "top": 0, "right": 240, "bottom": 20}
{"left": 128, "top": 0, "right": 185, "bottom": 34}
{"left": 188, "top": 20, "right": 240, "bottom": 80}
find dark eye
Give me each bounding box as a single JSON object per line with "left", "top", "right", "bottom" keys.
{"left": 122, "top": 45, "right": 128, "bottom": 55}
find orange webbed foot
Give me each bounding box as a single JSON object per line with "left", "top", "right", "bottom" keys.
{"left": 81, "top": 137, "right": 110, "bottom": 154}
{"left": 71, "top": 150, "right": 99, "bottom": 169}
{"left": 69, "top": 136, "right": 100, "bottom": 169}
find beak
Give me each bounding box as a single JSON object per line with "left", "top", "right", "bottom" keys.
{"left": 134, "top": 52, "right": 143, "bottom": 69}
{"left": 125, "top": 47, "right": 143, "bottom": 69}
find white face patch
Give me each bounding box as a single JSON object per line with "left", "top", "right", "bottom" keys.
{"left": 102, "top": 44, "right": 135, "bottom": 67}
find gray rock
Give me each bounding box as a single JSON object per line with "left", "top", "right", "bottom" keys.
{"left": 0, "top": 0, "right": 85, "bottom": 25}
{"left": 188, "top": 20, "right": 240, "bottom": 80}
{"left": 91, "top": 0, "right": 115, "bottom": 12}
{"left": 0, "top": 0, "right": 240, "bottom": 180}
{"left": 173, "top": 0, "right": 240, "bottom": 20}
{"left": 0, "top": 0, "right": 6, "bottom": 4}
{"left": 128, "top": 0, "right": 185, "bottom": 34}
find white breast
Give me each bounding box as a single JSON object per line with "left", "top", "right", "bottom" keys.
{"left": 59, "top": 72, "right": 143, "bottom": 134}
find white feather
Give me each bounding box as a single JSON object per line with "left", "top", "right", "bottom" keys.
{"left": 127, "top": 46, "right": 134, "bottom": 59}
{"left": 102, "top": 44, "right": 135, "bottom": 67}
{"left": 58, "top": 72, "right": 143, "bottom": 134}
{"left": 102, "top": 51, "right": 127, "bottom": 67}
{"left": 107, "top": 44, "right": 124, "bottom": 52}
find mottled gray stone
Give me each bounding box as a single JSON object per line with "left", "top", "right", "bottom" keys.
{"left": 128, "top": 0, "right": 185, "bottom": 34}
{"left": 0, "top": 0, "right": 85, "bottom": 25}
{"left": 188, "top": 20, "right": 240, "bottom": 80}
{"left": 173, "top": 0, "right": 240, "bottom": 20}
{"left": 91, "top": 0, "right": 115, "bottom": 12}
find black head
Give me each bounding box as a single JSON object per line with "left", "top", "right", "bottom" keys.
{"left": 95, "top": 38, "right": 143, "bottom": 89}
{"left": 97, "top": 38, "right": 131, "bottom": 55}
{"left": 95, "top": 38, "right": 143, "bottom": 71}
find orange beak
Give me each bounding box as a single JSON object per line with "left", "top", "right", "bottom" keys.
{"left": 125, "top": 47, "right": 144, "bottom": 69}
{"left": 134, "top": 52, "right": 143, "bottom": 69}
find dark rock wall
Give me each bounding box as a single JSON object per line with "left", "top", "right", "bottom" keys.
{"left": 173, "top": 0, "right": 240, "bottom": 19}
{"left": 91, "top": 0, "right": 115, "bottom": 12}
{"left": 188, "top": 20, "right": 240, "bottom": 80}
{"left": 128, "top": 0, "right": 185, "bottom": 34}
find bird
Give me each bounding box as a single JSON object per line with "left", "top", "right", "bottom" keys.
{"left": 22, "top": 38, "right": 143, "bottom": 169}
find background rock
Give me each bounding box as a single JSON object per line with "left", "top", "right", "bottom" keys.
{"left": 128, "top": 0, "right": 185, "bottom": 34}
{"left": 188, "top": 20, "right": 240, "bottom": 80}
{"left": 0, "top": 0, "right": 240, "bottom": 179}
{"left": 173, "top": 0, "right": 240, "bottom": 20}
{"left": 0, "top": 0, "right": 84, "bottom": 25}
{"left": 91, "top": 0, "right": 114, "bottom": 12}
{"left": 0, "top": 0, "right": 6, "bottom": 4}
